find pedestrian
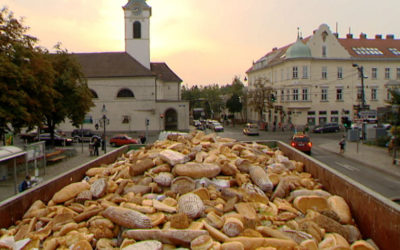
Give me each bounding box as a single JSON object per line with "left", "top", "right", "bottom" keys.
{"left": 140, "top": 135, "right": 147, "bottom": 144}
{"left": 19, "top": 175, "right": 31, "bottom": 192}
{"left": 339, "top": 135, "right": 346, "bottom": 154}
{"left": 93, "top": 137, "right": 100, "bottom": 156}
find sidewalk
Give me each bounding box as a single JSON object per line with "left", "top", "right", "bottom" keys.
{"left": 0, "top": 143, "right": 103, "bottom": 202}
{"left": 318, "top": 140, "right": 400, "bottom": 179}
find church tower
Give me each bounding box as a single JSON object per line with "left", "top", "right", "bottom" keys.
{"left": 123, "top": 0, "right": 151, "bottom": 69}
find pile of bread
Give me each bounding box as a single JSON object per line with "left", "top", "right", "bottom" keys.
{"left": 0, "top": 131, "right": 378, "bottom": 250}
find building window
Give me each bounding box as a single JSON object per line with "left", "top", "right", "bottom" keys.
{"left": 336, "top": 88, "right": 343, "bottom": 101}
{"left": 331, "top": 117, "right": 339, "bottom": 123}
{"left": 372, "top": 67, "right": 377, "bottom": 80}
{"left": 397, "top": 68, "right": 400, "bottom": 80}
{"left": 293, "top": 89, "right": 298, "bottom": 101}
{"left": 286, "top": 89, "right": 290, "bottom": 101}
{"left": 387, "top": 89, "right": 392, "bottom": 100}
{"left": 302, "top": 88, "right": 308, "bottom": 101}
{"left": 117, "top": 88, "right": 135, "bottom": 98}
{"left": 122, "top": 115, "right": 131, "bottom": 124}
{"left": 322, "top": 46, "right": 327, "bottom": 57}
{"left": 321, "top": 88, "right": 328, "bottom": 101}
{"left": 281, "top": 90, "right": 284, "bottom": 101}
{"left": 385, "top": 68, "right": 391, "bottom": 79}
{"left": 322, "top": 66, "right": 327, "bottom": 79}
{"left": 331, "top": 110, "right": 339, "bottom": 115}
{"left": 337, "top": 67, "right": 343, "bottom": 79}
{"left": 133, "top": 21, "right": 141, "bottom": 39}
{"left": 292, "top": 66, "right": 298, "bottom": 79}
{"left": 308, "top": 111, "right": 316, "bottom": 115}
{"left": 371, "top": 88, "right": 377, "bottom": 100}
{"left": 302, "top": 65, "right": 308, "bottom": 79}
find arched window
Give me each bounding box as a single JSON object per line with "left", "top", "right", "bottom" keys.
{"left": 90, "top": 89, "right": 98, "bottom": 98}
{"left": 117, "top": 88, "right": 135, "bottom": 98}
{"left": 133, "top": 21, "right": 141, "bottom": 39}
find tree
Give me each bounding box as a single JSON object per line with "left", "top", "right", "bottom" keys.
{"left": 247, "top": 78, "right": 273, "bottom": 123}
{"left": 226, "top": 93, "right": 242, "bottom": 125}
{"left": 43, "top": 45, "right": 94, "bottom": 145}
{"left": 0, "top": 7, "right": 56, "bottom": 144}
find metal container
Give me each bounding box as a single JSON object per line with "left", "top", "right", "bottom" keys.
{"left": 0, "top": 141, "right": 399, "bottom": 250}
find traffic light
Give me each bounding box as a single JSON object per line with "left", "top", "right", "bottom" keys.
{"left": 342, "top": 117, "right": 348, "bottom": 128}
{"left": 270, "top": 94, "right": 276, "bottom": 102}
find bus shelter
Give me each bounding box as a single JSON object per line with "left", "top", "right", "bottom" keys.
{"left": 0, "top": 146, "right": 27, "bottom": 194}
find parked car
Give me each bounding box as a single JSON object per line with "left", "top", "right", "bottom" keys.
{"left": 109, "top": 134, "right": 138, "bottom": 147}
{"left": 193, "top": 120, "right": 205, "bottom": 130}
{"left": 71, "top": 129, "right": 98, "bottom": 142}
{"left": 211, "top": 121, "right": 224, "bottom": 132}
{"left": 243, "top": 123, "right": 259, "bottom": 136}
{"left": 312, "top": 123, "right": 340, "bottom": 133}
{"left": 34, "top": 133, "right": 73, "bottom": 146}
{"left": 290, "top": 132, "right": 312, "bottom": 154}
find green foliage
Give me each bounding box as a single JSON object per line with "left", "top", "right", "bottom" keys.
{"left": 181, "top": 76, "right": 245, "bottom": 119}
{"left": 247, "top": 79, "right": 273, "bottom": 121}
{"left": 0, "top": 7, "right": 93, "bottom": 145}
{"left": 226, "top": 93, "right": 242, "bottom": 114}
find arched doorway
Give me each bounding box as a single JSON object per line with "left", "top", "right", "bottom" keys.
{"left": 164, "top": 108, "right": 178, "bottom": 131}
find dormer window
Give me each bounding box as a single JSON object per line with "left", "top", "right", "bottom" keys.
{"left": 133, "top": 21, "right": 141, "bottom": 39}
{"left": 322, "top": 45, "right": 327, "bottom": 57}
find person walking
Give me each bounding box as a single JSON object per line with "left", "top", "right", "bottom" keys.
{"left": 19, "top": 175, "right": 31, "bottom": 192}
{"left": 339, "top": 135, "right": 346, "bottom": 154}
{"left": 93, "top": 137, "right": 100, "bottom": 156}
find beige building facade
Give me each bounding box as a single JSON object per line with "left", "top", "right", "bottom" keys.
{"left": 246, "top": 24, "right": 400, "bottom": 127}
{"left": 60, "top": 0, "right": 189, "bottom": 134}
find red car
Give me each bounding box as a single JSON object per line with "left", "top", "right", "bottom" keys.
{"left": 290, "top": 133, "right": 312, "bottom": 155}
{"left": 109, "top": 134, "right": 138, "bottom": 147}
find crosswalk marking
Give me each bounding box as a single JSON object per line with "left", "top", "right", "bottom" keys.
{"left": 334, "top": 161, "right": 359, "bottom": 171}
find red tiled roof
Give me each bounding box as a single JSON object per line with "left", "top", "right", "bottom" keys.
{"left": 151, "top": 62, "right": 182, "bottom": 82}
{"left": 338, "top": 37, "right": 400, "bottom": 58}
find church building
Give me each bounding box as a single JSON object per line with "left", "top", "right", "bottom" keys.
{"left": 60, "top": 0, "right": 189, "bottom": 134}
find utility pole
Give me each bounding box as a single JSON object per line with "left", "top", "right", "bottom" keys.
{"left": 352, "top": 64, "right": 366, "bottom": 110}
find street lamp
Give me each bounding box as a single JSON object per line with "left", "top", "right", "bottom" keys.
{"left": 101, "top": 104, "right": 109, "bottom": 154}
{"left": 352, "top": 64, "right": 366, "bottom": 110}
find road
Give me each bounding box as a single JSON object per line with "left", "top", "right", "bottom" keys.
{"left": 210, "top": 125, "right": 400, "bottom": 200}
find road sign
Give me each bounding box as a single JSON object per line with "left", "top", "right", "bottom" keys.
{"left": 359, "top": 110, "right": 377, "bottom": 119}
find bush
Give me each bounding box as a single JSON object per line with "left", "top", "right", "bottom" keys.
{"left": 376, "top": 136, "right": 391, "bottom": 147}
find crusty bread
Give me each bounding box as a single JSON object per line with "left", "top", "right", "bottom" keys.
{"left": 350, "top": 240, "right": 376, "bottom": 250}
{"left": 293, "top": 195, "right": 329, "bottom": 214}
{"left": 52, "top": 182, "right": 90, "bottom": 204}
{"left": 328, "top": 195, "right": 352, "bottom": 224}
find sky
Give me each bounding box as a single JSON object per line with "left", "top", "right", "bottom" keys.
{"left": 3, "top": 0, "right": 400, "bottom": 87}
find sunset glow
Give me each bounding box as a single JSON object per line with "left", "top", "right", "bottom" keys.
{"left": 3, "top": 0, "right": 400, "bottom": 86}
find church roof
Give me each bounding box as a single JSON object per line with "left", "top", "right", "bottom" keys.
{"left": 73, "top": 52, "right": 154, "bottom": 78}
{"left": 73, "top": 52, "right": 182, "bottom": 82}
{"left": 151, "top": 62, "right": 182, "bottom": 82}
{"left": 123, "top": 0, "right": 151, "bottom": 10}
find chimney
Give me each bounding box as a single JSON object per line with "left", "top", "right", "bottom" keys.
{"left": 386, "top": 34, "right": 395, "bottom": 39}
{"left": 375, "top": 34, "right": 382, "bottom": 39}
{"left": 333, "top": 33, "right": 339, "bottom": 38}
{"left": 313, "top": 30, "right": 316, "bottom": 34}
{"left": 360, "top": 33, "right": 367, "bottom": 39}
{"left": 346, "top": 33, "right": 353, "bottom": 39}
{"left": 272, "top": 47, "right": 278, "bottom": 51}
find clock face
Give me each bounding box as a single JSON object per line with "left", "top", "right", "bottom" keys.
{"left": 132, "top": 6, "right": 142, "bottom": 16}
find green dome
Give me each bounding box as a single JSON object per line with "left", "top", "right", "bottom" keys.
{"left": 286, "top": 38, "right": 311, "bottom": 59}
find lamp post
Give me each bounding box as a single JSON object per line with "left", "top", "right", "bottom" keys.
{"left": 101, "top": 104, "right": 108, "bottom": 154}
